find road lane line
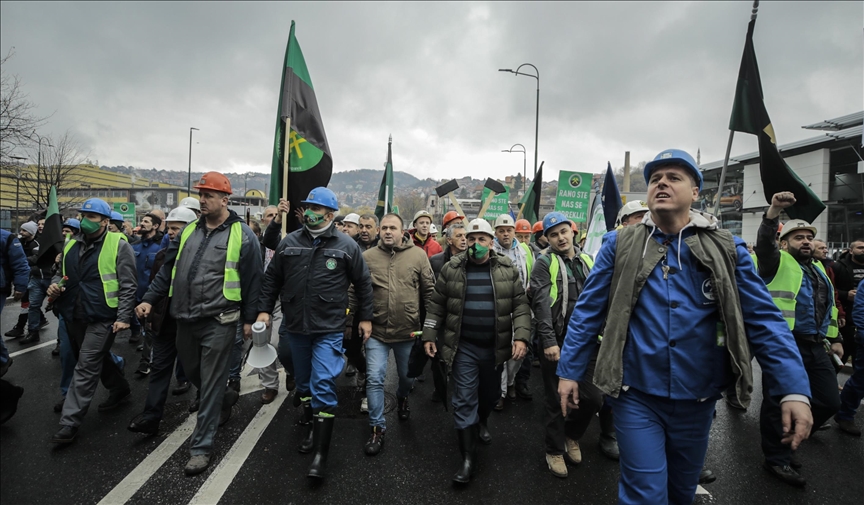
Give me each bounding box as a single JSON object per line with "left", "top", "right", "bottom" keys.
{"left": 8, "top": 340, "right": 55, "bottom": 357}
{"left": 97, "top": 414, "right": 197, "bottom": 505}
{"left": 695, "top": 484, "right": 709, "bottom": 495}
{"left": 187, "top": 387, "right": 288, "bottom": 505}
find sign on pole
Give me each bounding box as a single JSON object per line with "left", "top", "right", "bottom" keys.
{"left": 114, "top": 202, "right": 136, "bottom": 222}
{"left": 479, "top": 185, "right": 511, "bottom": 220}
{"left": 555, "top": 171, "right": 592, "bottom": 224}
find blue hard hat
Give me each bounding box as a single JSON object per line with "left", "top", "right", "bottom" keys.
{"left": 301, "top": 187, "right": 338, "bottom": 211}
{"left": 110, "top": 211, "right": 124, "bottom": 222}
{"left": 64, "top": 218, "right": 81, "bottom": 230}
{"left": 542, "top": 212, "right": 573, "bottom": 236}
{"left": 643, "top": 149, "right": 703, "bottom": 191}
{"left": 79, "top": 198, "right": 113, "bottom": 218}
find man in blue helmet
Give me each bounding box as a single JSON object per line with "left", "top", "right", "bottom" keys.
{"left": 556, "top": 149, "right": 813, "bottom": 504}
{"left": 258, "top": 186, "right": 373, "bottom": 481}
{"left": 47, "top": 198, "right": 137, "bottom": 444}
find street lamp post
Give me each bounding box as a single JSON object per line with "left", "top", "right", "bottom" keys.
{"left": 9, "top": 155, "right": 27, "bottom": 230}
{"left": 498, "top": 64, "right": 540, "bottom": 178}
{"left": 32, "top": 131, "right": 53, "bottom": 210}
{"left": 501, "top": 144, "right": 527, "bottom": 194}
{"left": 187, "top": 127, "right": 199, "bottom": 195}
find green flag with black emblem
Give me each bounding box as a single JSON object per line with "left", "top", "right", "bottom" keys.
{"left": 374, "top": 135, "right": 394, "bottom": 222}
{"left": 270, "top": 21, "right": 332, "bottom": 232}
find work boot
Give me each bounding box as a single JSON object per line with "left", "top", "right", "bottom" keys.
{"left": 836, "top": 418, "right": 862, "bottom": 436}
{"left": 307, "top": 414, "right": 335, "bottom": 480}
{"left": 699, "top": 467, "right": 717, "bottom": 484}
{"left": 763, "top": 461, "right": 806, "bottom": 487}
{"left": 298, "top": 400, "right": 314, "bottom": 453}
{"left": 285, "top": 373, "right": 296, "bottom": 392}
{"left": 598, "top": 408, "right": 619, "bottom": 460}
{"left": 564, "top": 437, "right": 582, "bottom": 465}
{"left": 128, "top": 414, "right": 160, "bottom": 435}
{"left": 364, "top": 426, "right": 386, "bottom": 456}
{"left": 51, "top": 425, "right": 79, "bottom": 444}
{"left": 52, "top": 339, "right": 60, "bottom": 356}
{"left": 478, "top": 421, "right": 492, "bottom": 445}
{"left": 219, "top": 388, "right": 239, "bottom": 427}
{"left": 452, "top": 425, "right": 478, "bottom": 485}
{"left": 20, "top": 331, "right": 40, "bottom": 345}
{"left": 4, "top": 314, "right": 28, "bottom": 338}
{"left": 98, "top": 387, "right": 131, "bottom": 412}
{"left": 397, "top": 396, "right": 410, "bottom": 421}
{"left": 506, "top": 384, "right": 516, "bottom": 399}
{"left": 515, "top": 382, "right": 533, "bottom": 401}
{"left": 345, "top": 363, "right": 357, "bottom": 377}
{"left": 546, "top": 453, "right": 568, "bottom": 478}
{"left": 493, "top": 397, "right": 504, "bottom": 412}
{"left": 184, "top": 454, "right": 211, "bottom": 476}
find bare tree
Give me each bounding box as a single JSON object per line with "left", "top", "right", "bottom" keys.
{"left": 395, "top": 193, "right": 426, "bottom": 222}
{"left": 19, "top": 131, "right": 90, "bottom": 211}
{"left": 0, "top": 49, "right": 51, "bottom": 163}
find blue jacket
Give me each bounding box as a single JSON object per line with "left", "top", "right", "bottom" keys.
{"left": 0, "top": 229, "right": 31, "bottom": 296}
{"left": 133, "top": 231, "right": 164, "bottom": 301}
{"left": 558, "top": 224, "right": 811, "bottom": 401}
{"left": 853, "top": 278, "right": 864, "bottom": 334}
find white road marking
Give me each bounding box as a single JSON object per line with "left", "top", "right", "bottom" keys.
{"left": 188, "top": 379, "right": 288, "bottom": 505}
{"left": 696, "top": 484, "right": 709, "bottom": 495}
{"left": 97, "top": 413, "right": 198, "bottom": 505}
{"left": 8, "top": 340, "right": 55, "bottom": 357}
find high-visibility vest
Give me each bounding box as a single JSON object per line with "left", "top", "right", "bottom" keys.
{"left": 169, "top": 220, "right": 243, "bottom": 301}
{"left": 548, "top": 252, "right": 594, "bottom": 307}
{"left": 752, "top": 251, "right": 839, "bottom": 338}
{"left": 63, "top": 232, "right": 125, "bottom": 308}
{"left": 519, "top": 242, "right": 535, "bottom": 280}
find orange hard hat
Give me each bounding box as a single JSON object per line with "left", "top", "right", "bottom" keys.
{"left": 571, "top": 222, "right": 579, "bottom": 233}
{"left": 532, "top": 221, "right": 544, "bottom": 233}
{"left": 443, "top": 211, "right": 464, "bottom": 228}
{"left": 515, "top": 219, "right": 531, "bottom": 233}
{"left": 194, "top": 171, "right": 233, "bottom": 194}
{"left": 776, "top": 222, "right": 784, "bottom": 235}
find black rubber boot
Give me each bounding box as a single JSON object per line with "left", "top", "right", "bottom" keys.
{"left": 307, "top": 414, "right": 335, "bottom": 480}
{"left": 4, "top": 314, "right": 28, "bottom": 338}
{"left": 452, "top": 425, "right": 478, "bottom": 484}
{"left": 478, "top": 414, "right": 492, "bottom": 445}
{"left": 298, "top": 401, "right": 314, "bottom": 454}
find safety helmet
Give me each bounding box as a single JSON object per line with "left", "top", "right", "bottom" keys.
{"left": 63, "top": 218, "right": 81, "bottom": 231}
{"left": 542, "top": 212, "right": 573, "bottom": 236}
{"left": 193, "top": 172, "right": 233, "bottom": 194}
{"left": 180, "top": 197, "right": 201, "bottom": 211}
{"left": 532, "top": 221, "right": 544, "bottom": 234}
{"left": 616, "top": 200, "right": 649, "bottom": 223}
{"left": 343, "top": 213, "right": 361, "bottom": 225}
{"left": 430, "top": 223, "right": 439, "bottom": 235}
{"left": 778, "top": 220, "right": 817, "bottom": 241}
{"left": 110, "top": 211, "right": 125, "bottom": 222}
{"left": 571, "top": 222, "right": 579, "bottom": 233}
{"left": 643, "top": 149, "right": 703, "bottom": 191}
{"left": 494, "top": 214, "right": 515, "bottom": 229}
{"left": 412, "top": 210, "right": 433, "bottom": 226}
{"left": 442, "top": 211, "right": 464, "bottom": 228}
{"left": 166, "top": 206, "right": 198, "bottom": 224}
{"left": 301, "top": 187, "right": 338, "bottom": 211}
{"left": 515, "top": 219, "right": 532, "bottom": 233}
{"left": 79, "top": 198, "right": 113, "bottom": 218}
{"left": 465, "top": 218, "right": 494, "bottom": 238}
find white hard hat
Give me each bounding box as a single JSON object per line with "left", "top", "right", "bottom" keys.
{"left": 465, "top": 218, "right": 494, "bottom": 238}
{"left": 180, "top": 197, "right": 201, "bottom": 212}
{"left": 494, "top": 214, "right": 515, "bottom": 229}
{"left": 343, "top": 213, "right": 361, "bottom": 225}
{"left": 616, "top": 200, "right": 648, "bottom": 222}
{"left": 166, "top": 206, "right": 198, "bottom": 224}
{"left": 430, "top": 223, "right": 439, "bottom": 235}
{"left": 779, "top": 219, "right": 817, "bottom": 241}
{"left": 413, "top": 210, "right": 433, "bottom": 225}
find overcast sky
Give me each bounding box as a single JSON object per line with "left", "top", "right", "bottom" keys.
{"left": 1, "top": 1, "right": 860, "bottom": 183}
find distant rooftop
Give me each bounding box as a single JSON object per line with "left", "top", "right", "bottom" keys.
{"left": 801, "top": 111, "right": 864, "bottom": 131}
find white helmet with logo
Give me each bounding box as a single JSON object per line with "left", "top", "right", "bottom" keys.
{"left": 180, "top": 197, "right": 201, "bottom": 212}
{"left": 616, "top": 200, "right": 648, "bottom": 224}
{"left": 166, "top": 206, "right": 198, "bottom": 224}
{"left": 465, "top": 218, "right": 494, "bottom": 238}
{"left": 494, "top": 214, "right": 516, "bottom": 229}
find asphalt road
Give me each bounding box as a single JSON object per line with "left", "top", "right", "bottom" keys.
{"left": 1, "top": 306, "right": 862, "bottom": 505}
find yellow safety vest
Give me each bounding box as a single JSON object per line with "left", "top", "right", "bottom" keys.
{"left": 63, "top": 232, "right": 125, "bottom": 308}
{"left": 519, "top": 242, "right": 535, "bottom": 280}
{"left": 549, "top": 252, "right": 594, "bottom": 306}
{"left": 169, "top": 220, "right": 243, "bottom": 301}
{"left": 752, "top": 252, "right": 839, "bottom": 338}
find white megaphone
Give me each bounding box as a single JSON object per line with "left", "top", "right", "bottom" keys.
{"left": 246, "top": 321, "right": 278, "bottom": 369}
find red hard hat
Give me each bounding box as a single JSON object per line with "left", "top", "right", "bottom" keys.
{"left": 443, "top": 211, "right": 464, "bottom": 228}
{"left": 571, "top": 222, "right": 579, "bottom": 233}
{"left": 515, "top": 219, "right": 531, "bottom": 233}
{"left": 532, "top": 221, "right": 544, "bottom": 233}
{"left": 194, "top": 171, "right": 233, "bottom": 194}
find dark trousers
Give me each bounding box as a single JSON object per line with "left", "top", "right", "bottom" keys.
{"left": 343, "top": 329, "right": 366, "bottom": 376}
{"left": 141, "top": 316, "right": 185, "bottom": 422}
{"left": 515, "top": 328, "right": 534, "bottom": 386}
{"left": 840, "top": 322, "right": 857, "bottom": 368}
{"left": 760, "top": 339, "right": 841, "bottom": 465}
{"left": 451, "top": 340, "right": 501, "bottom": 430}
{"left": 541, "top": 342, "right": 604, "bottom": 454}
{"left": 836, "top": 331, "right": 864, "bottom": 421}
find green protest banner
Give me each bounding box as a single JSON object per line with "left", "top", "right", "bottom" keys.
{"left": 555, "top": 171, "right": 592, "bottom": 223}
{"left": 114, "top": 202, "right": 136, "bottom": 222}
{"left": 479, "top": 185, "right": 511, "bottom": 220}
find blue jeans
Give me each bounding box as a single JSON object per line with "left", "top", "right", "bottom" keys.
{"left": 365, "top": 338, "right": 414, "bottom": 429}
{"left": 229, "top": 324, "right": 244, "bottom": 381}
{"left": 451, "top": 340, "right": 501, "bottom": 430}
{"left": 837, "top": 332, "right": 864, "bottom": 422}
{"left": 612, "top": 388, "right": 716, "bottom": 505}
{"left": 0, "top": 302, "right": 7, "bottom": 364}
{"left": 288, "top": 331, "right": 343, "bottom": 414}
{"left": 27, "top": 277, "right": 50, "bottom": 332}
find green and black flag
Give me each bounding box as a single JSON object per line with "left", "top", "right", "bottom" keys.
{"left": 517, "top": 162, "right": 543, "bottom": 224}
{"left": 374, "top": 135, "right": 394, "bottom": 222}
{"left": 728, "top": 18, "right": 825, "bottom": 223}
{"left": 35, "top": 186, "right": 64, "bottom": 269}
{"left": 269, "top": 21, "right": 332, "bottom": 232}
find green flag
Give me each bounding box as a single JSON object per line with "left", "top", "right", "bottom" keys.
{"left": 518, "top": 162, "right": 543, "bottom": 224}
{"left": 375, "top": 135, "right": 395, "bottom": 222}
{"left": 35, "top": 186, "right": 64, "bottom": 269}
{"left": 728, "top": 19, "right": 825, "bottom": 223}
{"left": 269, "top": 21, "right": 332, "bottom": 232}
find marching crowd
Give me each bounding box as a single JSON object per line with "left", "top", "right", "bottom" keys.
{"left": 0, "top": 148, "right": 863, "bottom": 504}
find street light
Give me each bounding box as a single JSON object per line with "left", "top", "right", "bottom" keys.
{"left": 187, "top": 127, "right": 199, "bottom": 195}
{"left": 499, "top": 64, "right": 540, "bottom": 178}
{"left": 32, "top": 131, "right": 53, "bottom": 210}
{"left": 501, "top": 144, "right": 527, "bottom": 194}
{"left": 8, "top": 155, "right": 27, "bottom": 230}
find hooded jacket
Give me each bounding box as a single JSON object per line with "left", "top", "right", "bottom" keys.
{"left": 410, "top": 229, "right": 443, "bottom": 258}
{"left": 351, "top": 234, "right": 435, "bottom": 343}
{"left": 422, "top": 251, "right": 531, "bottom": 367}
{"left": 0, "top": 230, "right": 30, "bottom": 296}
{"left": 133, "top": 230, "right": 164, "bottom": 301}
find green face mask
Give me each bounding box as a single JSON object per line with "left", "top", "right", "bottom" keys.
{"left": 303, "top": 208, "right": 326, "bottom": 227}
{"left": 468, "top": 242, "right": 489, "bottom": 260}
{"left": 80, "top": 218, "right": 102, "bottom": 234}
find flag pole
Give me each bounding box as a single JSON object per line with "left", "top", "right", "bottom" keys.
{"left": 281, "top": 117, "right": 291, "bottom": 236}
{"left": 713, "top": 0, "right": 759, "bottom": 218}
